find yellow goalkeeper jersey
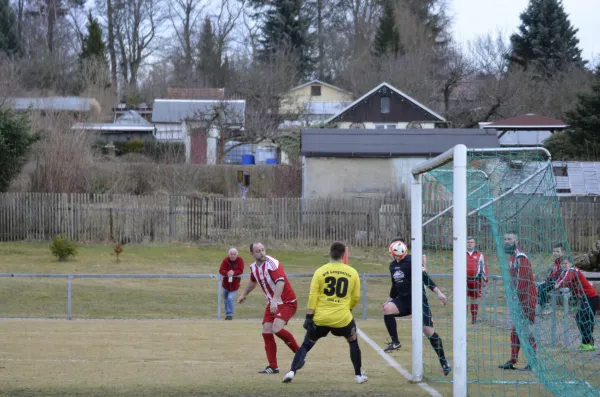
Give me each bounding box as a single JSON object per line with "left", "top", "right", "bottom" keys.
{"left": 307, "top": 261, "right": 361, "bottom": 328}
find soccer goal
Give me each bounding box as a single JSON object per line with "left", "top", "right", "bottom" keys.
{"left": 410, "top": 144, "right": 600, "bottom": 397}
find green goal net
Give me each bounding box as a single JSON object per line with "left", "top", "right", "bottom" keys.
{"left": 417, "top": 147, "right": 600, "bottom": 396}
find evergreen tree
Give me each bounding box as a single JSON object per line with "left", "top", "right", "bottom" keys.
{"left": 508, "top": 0, "right": 585, "bottom": 76}
{"left": 80, "top": 10, "right": 107, "bottom": 62}
{"left": 253, "top": 0, "right": 313, "bottom": 78}
{"left": 0, "top": 108, "right": 39, "bottom": 192}
{"left": 0, "top": 0, "right": 21, "bottom": 56}
{"left": 196, "top": 17, "right": 221, "bottom": 87}
{"left": 373, "top": 0, "right": 403, "bottom": 58}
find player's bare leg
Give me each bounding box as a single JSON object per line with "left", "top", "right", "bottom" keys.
{"left": 424, "top": 325, "right": 451, "bottom": 376}
{"left": 382, "top": 301, "right": 401, "bottom": 352}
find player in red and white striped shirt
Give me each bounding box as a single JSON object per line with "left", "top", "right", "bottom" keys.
{"left": 237, "top": 242, "right": 300, "bottom": 374}
{"left": 555, "top": 258, "right": 599, "bottom": 351}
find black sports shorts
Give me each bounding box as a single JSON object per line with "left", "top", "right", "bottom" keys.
{"left": 391, "top": 298, "right": 434, "bottom": 328}
{"left": 308, "top": 318, "right": 357, "bottom": 341}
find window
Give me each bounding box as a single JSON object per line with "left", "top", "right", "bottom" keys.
{"left": 380, "top": 97, "right": 390, "bottom": 113}
{"left": 385, "top": 124, "right": 396, "bottom": 129}
{"left": 374, "top": 124, "right": 386, "bottom": 129}
{"left": 553, "top": 166, "right": 568, "bottom": 176}
{"left": 311, "top": 85, "right": 321, "bottom": 96}
{"left": 556, "top": 188, "right": 571, "bottom": 194}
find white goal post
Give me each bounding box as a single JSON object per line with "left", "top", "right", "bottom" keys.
{"left": 410, "top": 144, "right": 468, "bottom": 397}
{"left": 409, "top": 144, "right": 553, "bottom": 397}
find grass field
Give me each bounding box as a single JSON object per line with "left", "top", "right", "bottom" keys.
{"left": 0, "top": 242, "right": 577, "bottom": 396}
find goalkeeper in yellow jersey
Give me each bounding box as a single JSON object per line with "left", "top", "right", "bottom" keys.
{"left": 282, "top": 241, "right": 367, "bottom": 384}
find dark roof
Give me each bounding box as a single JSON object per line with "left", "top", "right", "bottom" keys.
{"left": 324, "top": 82, "right": 445, "bottom": 124}
{"left": 301, "top": 128, "right": 499, "bottom": 157}
{"left": 483, "top": 113, "right": 568, "bottom": 129}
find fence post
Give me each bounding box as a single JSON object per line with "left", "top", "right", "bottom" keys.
{"left": 168, "top": 196, "right": 176, "bottom": 238}
{"left": 561, "top": 288, "right": 570, "bottom": 345}
{"left": 551, "top": 291, "right": 557, "bottom": 345}
{"left": 217, "top": 276, "right": 222, "bottom": 320}
{"left": 492, "top": 277, "right": 498, "bottom": 326}
{"left": 67, "top": 275, "right": 72, "bottom": 320}
{"left": 361, "top": 274, "right": 368, "bottom": 320}
{"left": 481, "top": 281, "right": 487, "bottom": 322}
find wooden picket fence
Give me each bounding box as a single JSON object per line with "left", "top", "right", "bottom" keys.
{"left": 0, "top": 193, "right": 599, "bottom": 251}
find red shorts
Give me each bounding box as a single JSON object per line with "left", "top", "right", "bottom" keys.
{"left": 467, "top": 279, "right": 484, "bottom": 298}
{"left": 262, "top": 301, "right": 298, "bottom": 324}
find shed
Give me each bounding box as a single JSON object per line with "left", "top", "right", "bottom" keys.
{"left": 300, "top": 128, "right": 499, "bottom": 199}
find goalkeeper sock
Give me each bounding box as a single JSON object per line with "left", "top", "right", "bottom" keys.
{"left": 349, "top": 339, "right": 362, "bottom": 376}
{"left": 384, "top": 314, "right": 399, "bottom": 343}
{"left": 290, "top": 336, "right": 315, "bottom": 372}
{"left": 262, "top": 333, "right": 278, "bottom": 369}
{"left": 276, "top": 329, "right": 300, "bottom": 353}
{"left": 470, "top": 303, "right": 479, "bottom": 322}
{"left": 428, "top": 332, "right": 447, "bottom": 363}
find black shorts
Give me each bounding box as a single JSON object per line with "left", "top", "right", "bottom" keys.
{"left": 308, "top": 319, "right": 357, "bottom": 341}
{"left": 391, "top": 298, "right": 434, "bottom": 328}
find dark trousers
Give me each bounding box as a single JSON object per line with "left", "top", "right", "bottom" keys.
{"left": 538, "top": 282, "right": 554, "bottom": 307}
{"left": 576, "top": 295, "right": 600, "bottom": 345}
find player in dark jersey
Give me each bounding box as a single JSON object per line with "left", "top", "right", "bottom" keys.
{"left": 499, "top": 232, "right": 537, "bottom": 371}
{"left": 382, "top": 238, "right": 451, "bottom": 376}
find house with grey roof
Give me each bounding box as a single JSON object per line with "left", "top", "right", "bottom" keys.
{"left": 10, "top": 96, "right": 101, "bottom": 118}
{"left": 72, "top": 110, "right": 156, "bottom": 142}
{"left": 479, "top": 113, "right": 568, "bottom": 146}
{"left": 300, "top": 128, "right": 499, "bottom": 199}
{"left": 151, "top": 99, "right": 245, "bottom": 165}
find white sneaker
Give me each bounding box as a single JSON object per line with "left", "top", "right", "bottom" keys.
{"left": 282, "top": 371, "right": 295, "bottom": 383}
{"left": 355, "top": 374, "right": 368, "bottom": 384}
{"left": 541, "top": 307, "right": 553, "bottom": 315}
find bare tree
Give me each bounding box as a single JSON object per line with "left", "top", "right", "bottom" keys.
{"left": 212, "top": 0, "right": 242, "bottom": 64}
{"left": 113, "top": 0, "right": 166, "bottom": 93}
{"left": 167, "top": 0, "right": 207, "bottom": 83}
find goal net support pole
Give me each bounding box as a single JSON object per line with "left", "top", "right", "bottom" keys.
{"left": 411, "top": 144, "right": 468, "bottom": 397}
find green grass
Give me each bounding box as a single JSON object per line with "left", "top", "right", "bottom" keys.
{"left": 0, "top": 242, "right": 405, "bottom": 319}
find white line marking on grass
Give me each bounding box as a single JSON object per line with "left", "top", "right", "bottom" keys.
{"left": 357, "top": 328, "right": 443, "bottom": 397}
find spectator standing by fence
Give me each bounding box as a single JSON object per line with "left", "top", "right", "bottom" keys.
{"left": 219, "top": 248, "right": 245, "bottom": 320}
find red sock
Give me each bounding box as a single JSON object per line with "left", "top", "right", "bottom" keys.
{"left": 276, "top": 329, "right": 300, "bottom": 352}
{"left": 470, "top": 303, "right": 478, "bottom": 322}
{"left": 510, "top": 329, "right": 520, "bottom": 363}
{"left": 529, "top": 334, "right": 537, "bottom": 352}
{"left": 262, "top": 333, "right": 278, "bottom": 368}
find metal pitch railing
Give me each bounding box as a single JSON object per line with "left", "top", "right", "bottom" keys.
{"left": 0, "top": 272, "right": 593, "bottom": 347}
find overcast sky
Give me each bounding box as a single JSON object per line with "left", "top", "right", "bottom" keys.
{"left": 450, "top": 0, "right": 599, "bottom": 63}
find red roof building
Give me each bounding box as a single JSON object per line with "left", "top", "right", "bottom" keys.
{"left": 479, "top": 113, "right": 568, "bottom": 146}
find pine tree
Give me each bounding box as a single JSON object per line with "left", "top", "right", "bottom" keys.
{"left": 80, "top": 10, "right": 107, "bottom": 62}
{"left": 196, "top": 17, "right": 221, "bottom": 87}
{"left": 508, "top": 0, "right": 585, "bottom": 76}
{"left": 0, "top": 0, "right": 21, "bottom": 56}
{"left": 0, "top": 108, "right": 38, "bottom": 192}
{"left": 373, "top": 0, "right": 403, "bottom": 58}
{"left": 564, "top": 66, "right": 600, "bottom": 153}
{"left": 256, "top": 0, "right": 313, "bottom": 78}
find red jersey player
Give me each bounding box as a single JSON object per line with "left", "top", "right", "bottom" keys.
{"left": 499, "top": 232, "right": 537, "bottom": 371}
{"left": 537, "top": 243, "right": 564, "bottom": 315}
{"left": 467, "top": 237, "right": 488, "bottom": 324}
{"left": 237, "top": 242, "right": 300, "bottom": 374}
{"left": 555, "top": 258, "right": 599, "bottom": 351}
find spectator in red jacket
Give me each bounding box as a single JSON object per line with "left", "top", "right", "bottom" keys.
{"left": 219, "top": 248, "right": 245, "bottom": 320}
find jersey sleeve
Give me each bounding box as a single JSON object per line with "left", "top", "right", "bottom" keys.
{"left": 423, "top": 271, "right": 437, "bottom": 291}
{"left": 307, "top": 270, "right": 322, "bottom": 311}
{"left": 555, "top": 268, "right": 575, "bottom": 289}
{"left": 349, "top": 271, "right": 360, "bottom": 310}
{"left": 267, "top": 260, "right": 286, "bottom": 283}
{"left": 478, "top": 254, "right": 488, "bottom": 282}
